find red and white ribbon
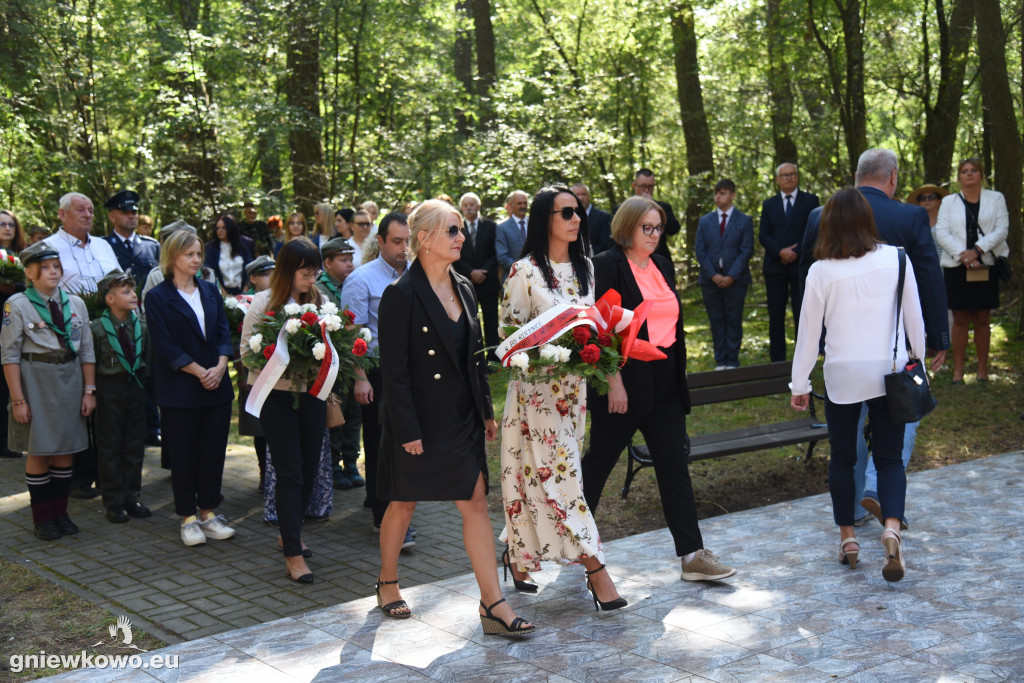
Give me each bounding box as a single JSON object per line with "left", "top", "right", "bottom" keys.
{"left": 245, "top": 324, "right": 291, "bottom": 417}
{"left": 309, "top": 320, "right": 340, "bottom": 400}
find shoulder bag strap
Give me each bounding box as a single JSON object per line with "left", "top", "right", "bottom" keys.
{"left": 892, "top": 247, "right": 906, "bottom": 372}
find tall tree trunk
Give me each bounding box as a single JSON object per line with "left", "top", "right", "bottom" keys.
{"left": 471, "top": 0, "right": 496, "bottom": 125}
{"left": 454, "top": 0, "right": 474, "bottom": 135}
{"left": 922, "top": 0, "right": 974, "bottom": 183}
{"left": 975, "top": 0, "right": 1023, "bottom": 329}
{"left": 670, "top": 0, "right": 714, "bottom": 261}
{"left": 766, "top": 0, "right": 798, "bottom": 167}
{"left": 286, "top": 0, "right": 327, "bottom": 217}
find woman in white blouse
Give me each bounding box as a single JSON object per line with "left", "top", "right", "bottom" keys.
{"left": 933, "top": 158, "right": 1010, "bottom": 383}
{"left": 204, "top": 214, "right": 253, "bottom": 295}
{"left": 791, "top": 188, "right": 926, "bottom": 583}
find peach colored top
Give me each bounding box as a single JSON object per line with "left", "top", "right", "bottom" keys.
{"left": 628, "top": 259, "right": 677, "bottom": 348}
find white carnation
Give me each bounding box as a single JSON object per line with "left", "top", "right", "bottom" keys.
{"left": 283, "top": 303, "right": 301, "bottom": 316}
{"left": 539, "top": 345, "right": 560, "bottom": 362}
{"left": 284, "top": 318, "right": 301, "bottom": 335}
{"left": 359, "top": 328, "right": 372, "bottom": 342}
{"left": 247, "top": 334, "right": 263, "bottom": 352}
{"left": 509, "top": 352, "right": 530, "bottom": 371}
{"left": 557, "top": 346, "right": 572, "bottom": 363}
{"left": 324, "top": 314, "right": 342, "bottom": 332}
{"left": 312, "top": 342, "right": 326, "bottom": 360}
{"left": 303, "top": 303, "right": 319, "bottom": 313}
{"left": 320, "top": 301, "right": 339, "bottom": 316}
{"left": 224, "top": 297, "right": 239, "bottom": 309}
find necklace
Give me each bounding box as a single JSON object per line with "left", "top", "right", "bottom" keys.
{"left": 432, "top": 285, "right": 455, "bottom": 302}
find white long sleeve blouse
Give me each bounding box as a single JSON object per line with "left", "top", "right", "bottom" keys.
{"left": 792, "top": 244, "right": 926, "bottom": 404}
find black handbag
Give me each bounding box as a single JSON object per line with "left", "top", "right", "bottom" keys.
{"left": 884, "top": 248, "right": 937, "bottom": 424}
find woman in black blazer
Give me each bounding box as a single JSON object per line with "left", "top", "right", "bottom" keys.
{"left": 374, "top": 199, "right": 533, "bottom": 637}
{"left": 145, "top": 230, "right": 235, "bottom": 548}
{"left": 582, "top": 196, "right": 736, "bottom": 582}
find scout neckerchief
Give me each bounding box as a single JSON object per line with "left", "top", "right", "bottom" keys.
{"left": 100, "top": 309, "right": 144, "bottom": 387}
{"left": 317, "top": 273, "right": 342, "bottom": 303}
{"left": 25, "top": 286, "right": 76, "bottom": 354}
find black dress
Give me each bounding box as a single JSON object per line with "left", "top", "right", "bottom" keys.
{"left": 943, "top": 199, "right": 1000, "bottom": 311}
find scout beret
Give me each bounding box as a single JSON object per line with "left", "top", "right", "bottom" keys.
{"left": 20, "top": 241, "right": 61, "bottom": 266}
{"left": 158, "top": 220, "right": 198, "bottom": 239}
{"left": 97, "top": 269, "right": 135, "bottom": 296}
{"left": 320, "top": 236, "right": 355, "bottom": 259}
{"left": 245, "top": 255, "right": 276, "bottom": 276}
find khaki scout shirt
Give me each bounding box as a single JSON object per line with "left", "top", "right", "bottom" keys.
{"left": 0, "top": 291, "right": 96, "bottom": 364}
{"left": 89, "top": 313, "right": 150, "bottom": 379}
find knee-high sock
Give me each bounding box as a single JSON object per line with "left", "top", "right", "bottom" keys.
{"left": 26, "top": 472, "right": 52, "bottom": 524}
{"left": 49, "top": 465, "right": 73, "bottom": 518}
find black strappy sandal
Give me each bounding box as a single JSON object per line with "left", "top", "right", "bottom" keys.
{"left": 375, "top": 577, "right": 412, "bottom": 619}
{"left": 479, "top": 598, "right": 536, "bottom": 637}
{"left": 585, "top": 564, "right": 627, "bottom": 612}
{"left": 502, "top": 544, "right": 538, "bottom": 592}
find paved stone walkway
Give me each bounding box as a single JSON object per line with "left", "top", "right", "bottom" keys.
{"left": 25, "top": 450, "right": 1024, "bottom": 681}
{"left": 0, "top": 444, "right": 500, "bottom": 644}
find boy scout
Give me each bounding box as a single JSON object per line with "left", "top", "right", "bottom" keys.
{"left": 318, "top": 237, "right": 363, "bottom": 490}
{"left": 91, "top": 269, "right": 151, "bottom": 523}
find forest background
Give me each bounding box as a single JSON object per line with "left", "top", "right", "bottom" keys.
{"left": 1, "top": 0, "right": 1022, "bottom": 328}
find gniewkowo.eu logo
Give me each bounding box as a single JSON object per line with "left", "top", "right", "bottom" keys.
{"left": 7, "top": 615, "right": 179, "bottom": 673}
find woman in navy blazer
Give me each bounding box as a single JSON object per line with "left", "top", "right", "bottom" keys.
{"left": 583, "top": 196, "right": 736, "bottom": 582}
{"left": 145, "top": 230, "right": 235, "bottom": 548}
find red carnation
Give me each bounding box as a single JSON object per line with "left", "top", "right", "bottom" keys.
{"left": 580, "top": 343, "right": 601, "bottom": 364}
{"left": 596, "top": 332, "right": 612, "bottom": 347}
{"left": 300, "top": 311, "right": 319, "bottom": 326}
{"left": 572, "top": 326, "right": 591, "bottom": 345}
{"left": 352, "top": 338, "right": 368, "bottom": 356}
{"left": 236, "top": 322, "right": 243, "bottom": 333}
{"left": 537, "top": 466, "right": 552, "bottom": 482}
{"left": 266, "top": 310, "right": 275, "bottom": 318}
{"left": 343, "top": 309, "right": 356, "bottom": 321}
{"left": 7, "top": 255, "right": 13, "bottom": 263}
{"left": 263, "top": 343, "right": 276, "bottom": 359}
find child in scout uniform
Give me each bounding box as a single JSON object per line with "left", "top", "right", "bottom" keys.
{"left": 92, "top": 270, "right": 151, "bottom": 524}
{"left": 239, "top": 255, "right": 274, "bottom": 490}
{"left": 1, "top": 241, "right": 96, "bottom": 540}
{"left": 318, "top": 237, "right": 364, "bottom": 490}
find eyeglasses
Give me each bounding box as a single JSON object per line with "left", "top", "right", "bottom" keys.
{"left": 0, "top": 222, "right": 14, "bottom": 228}
{"left": 298, "top": 268, "right": 322, "bottom": 280}
{"left": 354, "top": 222, "right": 372, "bottom": 228}
{"left": 550, "top": 206, "right": 584, "bottom": 221}
{"left": 634, "top": 182, "right": 656, "bottom": 191}
{"left": 917, "top": 193, "right": 941, "bottom": 202}
{"left": 639, "top": 223, "right": 665, "bottom": 236}
{"left": 777, "top": 172, "right": 798, "bottom": 179}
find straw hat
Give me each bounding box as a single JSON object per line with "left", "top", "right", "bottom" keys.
{"left": 905, "top": 184, "right": 949, "bottom": 205}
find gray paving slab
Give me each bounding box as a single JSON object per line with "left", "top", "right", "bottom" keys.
{"left": 4, "top": 449, "right": 1019, "bottom": 681}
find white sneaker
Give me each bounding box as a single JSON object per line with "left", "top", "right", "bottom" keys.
{"left": 199, "top": 514, "right": 236, "bottom": 540}
{"left": 181, "top": 518, "right": 206, "bottom": 546}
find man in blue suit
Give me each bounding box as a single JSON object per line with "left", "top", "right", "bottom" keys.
{"left": 759, "top": 163, "right": 819, "bottom": 362}
{"left": 695, "top": 179, "right": 754, "bottom": 369}
{"left": 495, "top": 190, "right": 529, "bottom": 281}
{"left": 800, "top": 148, "right": 950, "bottom": 527}
{"left": 104, "top": 190, "right": 161, "bottom": 284}
{"left": 572, "top": 182, "right": 613, "bottom": 254}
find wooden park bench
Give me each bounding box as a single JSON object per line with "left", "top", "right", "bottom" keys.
{"left": 620, "top": 361, "right": 828, "bottom": 499}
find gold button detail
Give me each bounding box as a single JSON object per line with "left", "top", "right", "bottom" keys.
{"left": 433, "top": 373, "right": 441, "bottom": 380}
{"left": 422, "top": 326, "right": 428, "bottom": 333}
{"left": 428, "top": 349, "right": 436, "bottom": 356}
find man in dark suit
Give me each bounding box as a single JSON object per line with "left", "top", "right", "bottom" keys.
{"left": 495, "top": 190, "right": 529, "bottom": 281}
{"left": 572, "top": 183, "right": 613, "bottom": 254}
{"left": 453, "top": 192, "right": 500, "bottom": 362}
{"left": 759, "top": 163, "right": 820, "bottom": 362}
{"left": 613, "top": 169, "right": 682, "bottom": 265}
{"left": 800, "top": 148, "right": 950, "bottom": 527}
{"left": 104, "top": 190, "right": 161, "bottom": 284}
{"left": 695, "top": 179, "right": 754, "bottom": 369}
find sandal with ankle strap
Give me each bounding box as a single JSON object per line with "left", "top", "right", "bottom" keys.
{"left": 479, "top": 598, "right": 536, "bottom": 637}
{"left": 881, "top": 530, "right": 905, "bottom": 582}
{"left": 838, "top": 537, "right": 860, "bottom": 569}
{"left": 585, "top": 564, "right": 627, "bottom": 612}
{"left": 502, "top": 544, "right": 538, "bottom": 592}
{"left": 375, "top": 577, "right": 411, "bottom": 618}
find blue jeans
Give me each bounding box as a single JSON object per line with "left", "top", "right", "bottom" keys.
{"left": 853, "top": 403, "right": 917, "bottom": 519}
{"left": 826, "top": 396, "right": 906, "bottom": 527}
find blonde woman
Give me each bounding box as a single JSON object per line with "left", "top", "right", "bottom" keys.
{"left": 274, "top": 212, "right": 307, "bottom": 257}
{"left": 311, "top": 203, "right": 334, "bottom": 247}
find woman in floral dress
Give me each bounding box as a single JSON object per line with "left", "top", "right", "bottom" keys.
{"left": 500, "top": 185, "right": 626, "bottom": 611}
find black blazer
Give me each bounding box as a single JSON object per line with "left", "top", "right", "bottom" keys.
{"left": 588, "top": 206, "right": 614, "bottom": 255}
{"left": 378, "top": 260, "right": 494, "bottom": 449}
{"left": 759, "top": 189, "right": 820, "bottom": 274}
{"left": 452, "top": 218, "right": 499, "bottom": 293}
{"left": 591, "top": 246, "right": 691, "bottom": 415}
{"left": 204, "top": 239, "right": 254, "bottom": 294}
{"left": 144, "top": 278, "right": 234, "bottom": 408}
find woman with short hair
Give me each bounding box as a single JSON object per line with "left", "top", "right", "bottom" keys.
{"left": 791, "top": 187, "right": 926, "bottom": 582}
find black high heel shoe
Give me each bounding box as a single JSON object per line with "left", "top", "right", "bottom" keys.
{"left": 502, "top": 545, "right": 538, "bottom": 593}
{"left": 585, "top": 564, "right": 627, "bottom": 612}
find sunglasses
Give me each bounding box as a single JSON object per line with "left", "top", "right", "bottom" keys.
{"left": 440, "top": 225, "right": 461, "bottom": 238}
{"left": 917, "top": 193, "right": 941, "bottom": 202}
{"left": 0, "top": 222, "right": 15, "bottom": 228}
{"left": 639, "top": 223, "right": 665, "bottom": 236}
{"left": 354, "top": 221, "right": 372, "bottom": 228}
{"left": 550, "top": 206, "right": 584, "bottom": 221}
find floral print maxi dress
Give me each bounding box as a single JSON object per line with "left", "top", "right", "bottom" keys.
{"left": 500, "top": 256, "right": 604, "bottom": 572}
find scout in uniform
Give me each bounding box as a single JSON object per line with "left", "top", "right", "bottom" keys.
{"left": 91, "top": 270, "right": 152, "bottom": 523}
{"left": 318, "top": 237, "right": 364, "bottom": 490}
{"left": 1, "top": 241, "right": 96, "bottom": 540}
{"left": 239, "top": 255, "right": 275, "bottom": 490}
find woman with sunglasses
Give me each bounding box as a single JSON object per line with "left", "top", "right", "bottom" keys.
{"left": 582, "top": 197, "right": 737, "bottom": 582}
{"left": 373, "top": 199, "right": 534, "bottom": 636}
{"left": 499, "top": 184, "right": 626, "bottom": 612}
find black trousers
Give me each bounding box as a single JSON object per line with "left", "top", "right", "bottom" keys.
{"left": 95, "top": 374, "right": 147, "bottom": 508}
{"left": 582, "top": 351, "right": 704, "bottom": 557}
{"left": 361, "top": 368, "right": 388, "bottom": 524}
{"left": 261, "top": 391, "right": 326, "bottom": 557}
{"left": 162, "top": 401, "right": 231, "bottom": 516}
{"left": 765, "top": 264, "right": 802, "bottom": 362}
{"left": 476, "top": 286, "right": 500, "bottom": 363}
